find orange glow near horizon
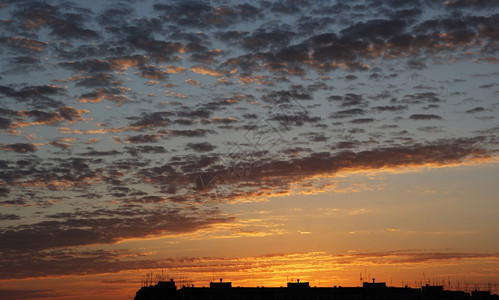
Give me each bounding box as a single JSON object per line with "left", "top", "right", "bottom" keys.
{"left": 2, "top": 250, "right": 498, "bottom": 300}
{"left": 2, "top": 161, "right": 497, "bottom": 299}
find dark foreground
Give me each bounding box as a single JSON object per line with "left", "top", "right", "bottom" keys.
{"left": 135, "top": 279, "right": 498, "bottom": 300}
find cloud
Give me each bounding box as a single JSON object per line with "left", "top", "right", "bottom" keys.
{"left": 185, "top": 78, "right": 202, "bottom": 86}
{"left": 0, "top": 187, "right": 9, "bottom": 197}
{"left": 263, "top": 140, "right": 484, "bottom": 176}
{"left": 2, "top": 248, "right": 497, "bottom": 281}
{"left": 0, "top": 289, "right": 56, "bottom": 299}
{"left": 223, "top": 138, "right": 487, "bottom": 195}
{"left": 127, "top": 36, "right": 184, "bottom": 62}
{"left": 173, "top": 118, "right": 196, "bottom": 125}
{"left": 59, "top": 59, "right": 111, "bottom": 73}
{"left": 349, "top": 118, "right": 375, "bottom": 124}
{"left": 49, "top": 139, "right": 72, "bottom": 150}
{"left": 189, "top": 48, "right": 223, "bottom": 64}
{"left": 418, "top": 126, "right": 444, "bottom": 133}
{"left": 340, "top": 19, "right": 407, "bottom": 41}
{"left": 345, "top": 74, "right": 358, "bottom": 81}
{"left": 466, "top": 106, "right": 486, "bottom": 113}
{"left": 215, "top": 30, "right": 249, "bottom": 42}
{"left": 409, "top": 114, "right": 443, "bottom": 120}
{"left": 12, "top": 1, "right": 98, "bottom": 39}
{"left": 372, "top": 105, "right": 408, "bottom": 112}
{"left": 0, "top": 206, "right": 233, "bottom": 253}
{"left": 78, "top": 149, "right": 121, "bottom": 156}
{"left": 160, "top": 129, "right": 215, "bottom": 137}
{"left": 191, "top": 65, "right": 223, "bottom": 77}
{"left": 407, "top": 59, "right": 427, "bottom": 69}
{"left": 234, "top": 3, "right": 263, "bottom": 20}
{"left": 0, "top": 85, "right": 65, "bottom": 109}
{"left": 346, "top": 250, "right": 499, "bottom": 264}
{"left": 262, "top": 90, "right": 313, "bottom": 102}
{"left": 0, "top": 117, "right": 11, "bottom": 129}
{"left": 0, "top": 213, "right": 20, "bottom": 220}
{"left": 216, "top": 10, "right": 498, "bottom": 75}
{"left": 125, "top": 135, "right": 161, "bottom": 144}
{"left": 78, "top": 88, "right": 131, "bottom": 105}
{"left": 138, "top": 66, "right": 169, "bottom": 80}
{"left": 15, "top": 107, "right": 88, "bottom": 128}
{"left": 328, "top": 93, "right": 366, "bottom": 107}
{"left": 269, "top": 111, "right": 321, "bottom": 128}
{"left": 186, "top": 142, "right": 217, "bottom": 152}
{"left": 0, "top": 156, "right": 108, "bottom": 195}
{"left": 0, "top": 36, "right": 47, "bottom": 53}
{"left": 153, "top": 2, "right": 262, "bottom": 29}
{"left": 129, "top": 137, "right": 493, "bottom": 207}
{"left": 0, "top": 143, "right": 38, "bottom": 153}
{"left": 330, "top": 108, "right": 367, "bottom": 119}
{"left": 129, "top": 112, "right": 173, "bottom": 129}
{"left": 240, "top": 28, "right": 296, "bottom": 51}
{"left": 445, "top": 0, "right": 499, "bottom": 9}
{"left": 125, "top": 146, "right": 167, "bottom": 156}
{"left": 202, "top": 117, "right": 238, "bottom": 125}
{"left": 96, "top": 6, "right": 134, "bottom": 27}
{"left": 271, "top": 1, "right": 302, "bottom": 14}
{"left": 108, "top": 55, "right": 148, "bottom": 71}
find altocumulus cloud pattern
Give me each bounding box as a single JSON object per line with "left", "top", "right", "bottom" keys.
{"left": 0, "top": 0, "right": 498, "bottom": 298}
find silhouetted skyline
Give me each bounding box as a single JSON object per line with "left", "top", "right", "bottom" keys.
{"left": 134, "top": 278, "right": 499, "bottom": 300}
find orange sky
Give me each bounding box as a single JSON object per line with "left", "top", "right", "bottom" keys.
{"left": 3, "top": 160, "right": 498, "bottom": 299}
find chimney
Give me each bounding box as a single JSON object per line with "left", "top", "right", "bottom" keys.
{"left": 372, "top": 278, "right": 375, "bottom": 283}
{"left": 220, "top": 278, "right": 223, "bottom": 283}
{"left": 297, "top": 279, "right": 300, "bottom": 283}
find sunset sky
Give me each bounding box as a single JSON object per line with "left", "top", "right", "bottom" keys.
{"left": 1, "top": 0, "right": 498, "bottom": 299}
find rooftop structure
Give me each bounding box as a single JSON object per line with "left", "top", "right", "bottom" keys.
{"left": 287, "top": 278, "right": 310, "bottom": 288}
{"left": 210, "top": 278, "right": 232, "bottom": 289}
{"left": 135, "top": 279, "right": 499, "bottom": 300}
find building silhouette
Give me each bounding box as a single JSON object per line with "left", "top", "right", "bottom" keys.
{"left": 134, "top": 278, "right": 499, "bottom": 300}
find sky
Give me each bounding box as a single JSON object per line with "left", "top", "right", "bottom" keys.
{"left": 0, "top": 0, "right": 498, "bottom": 299}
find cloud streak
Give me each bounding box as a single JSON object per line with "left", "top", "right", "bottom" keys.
{"left": 1, "top": 249, "right": 498, "bottom": 281}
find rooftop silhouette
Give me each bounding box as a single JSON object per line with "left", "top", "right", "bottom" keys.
{"left": 134, "top": 278, "right": 499, "bottom": 300}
